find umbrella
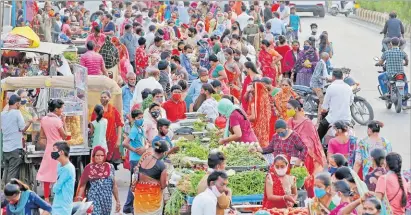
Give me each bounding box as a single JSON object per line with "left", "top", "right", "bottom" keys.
{"left": 10, "top": 26, "right": 40, "bottom": 48}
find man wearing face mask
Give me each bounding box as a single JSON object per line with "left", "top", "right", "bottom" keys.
{"left": 243, "top": 17, "right": 259, "bottom": 46}
{"left": 162, "top": 85, "right": 187, "bottom": 122}
{"left": 122, "top": 71, "right": 137, "bottom": 121}
{"left": 192, "top": 171, "right": 230, "bottom": 215}
{"left": 309, "top": 23, "right": 319, "bottom": 47}
{"left": 1, "top": 95, "right": 33, "bottom": 183}
{"left": 180, "top": 44, "right": 197, "bottom": 80}
{"left": 187, "top": 68, "right": 212, "bottom": 107}
{"left": 51, "top": 141, "right": 75, "bottom": 215}
{"left": 196, "top": 152, "right": 232, "bottom": 215}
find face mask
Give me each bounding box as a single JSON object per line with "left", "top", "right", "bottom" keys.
{"left": 20, "top": 99, "right": 28, "bottom": 105}
{"left": 135, "top": 119, "right": 144, "bottom": 127}
{"left": 211, "top": 185, "right": 222, "bottom": 197}
{"left": 172, "top": 93, "right": 182, "bottom": 101}
{"left": 328, "top": 166, "right": 338, "bottom": 175}
{"left": 275, "top": 167, "right": 287, "bottom": 176}
{"left": 303, "top": 45, "right": 310, "bottom": 50}
{"left": 286, "top": 109, "right": 296, "bottom": 117}
{"left": 155, "top": 97, "right": 164, "bottom": 104}
{"left": 159, "top": 129, "right": 167, "bottom": 136}
{"left": 332, "top": 193, "right": 341, "bottom": 205}
{"left": 312, "top": 28, "right": 317, "bottom": 33}
{"left": 151, "top": 111, "right": 160, "bottom": 119}
{"left": 248, "top": 20, "right": 254, "bottom": 25}
{"left": 292, "top": 46, "right": 299, "bottom": 51}
{"left": 278, "top": 130, "right": 287, "bottom": 138}
{"left": 314, "top": 187, "right": 327, "bottom": 198}
{"left": 232, "top": 27, "right": 238, "bottom": 30}
{"left": 51, "top": 151, "right": 60, "bottom": 160}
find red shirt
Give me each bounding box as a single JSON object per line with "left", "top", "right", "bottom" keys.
{"left": 272, "top": 3, "right": 280, "bottom": 12}
{"left": 162, "top": 100, "right": 187, "bottom": 122}
{"left": 135, "top": 46, "right": 148, "bottom": 75}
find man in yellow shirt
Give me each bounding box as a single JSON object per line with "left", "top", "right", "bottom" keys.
{"left": 196, "top": 151, "right": 232, "bottom": 215}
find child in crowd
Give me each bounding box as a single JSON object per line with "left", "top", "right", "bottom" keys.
{"left": 151, "top": 118, "right": 173, "bottom": 149}
{"left": 90, "top": 104, "right": 108, "bottom": 152}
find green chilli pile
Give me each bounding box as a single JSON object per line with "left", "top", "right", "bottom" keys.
{"left": 219, "top": 142, "right": 267, "bottom": 167}
{"left": 228, "top": 170, "right": 266, "bottom": 195}
{"left": 174, "top": 138, "right": 208, "bottom": 160}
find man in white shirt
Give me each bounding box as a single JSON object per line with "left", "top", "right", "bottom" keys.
{"left": 131, "top": 69, "right": 163, "bottom": 107}
{"left": 236, "top": 5, "right": 250, "bottom": 31}
{"left": 191, "top": 171, "right": 229, "bottom": 215}
{"left": 318, "top": 70, "right": 354, "bottom": 140}
{"left": 277, "top": 1, "right": 291, "bottom": 26}
{"left": 268, "top": 12, "right": 286, "bottom": 36}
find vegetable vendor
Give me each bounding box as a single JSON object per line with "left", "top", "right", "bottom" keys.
{"left": 217, "top": 98, "right": 257, "bottom": 144}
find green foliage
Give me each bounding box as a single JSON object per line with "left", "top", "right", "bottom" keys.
{"left": 358, "top": 0, "right": 411, "bottom": 24}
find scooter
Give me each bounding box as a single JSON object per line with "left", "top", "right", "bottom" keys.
{"left": 330, "top": 1, "right": 354, "bottom": 17}
{"left": 375, "top": 57, "right": 410, "bottom": 113}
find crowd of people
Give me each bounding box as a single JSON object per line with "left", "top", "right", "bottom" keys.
{"left": 1, "top": 0, "right": 410, "bottom": 215}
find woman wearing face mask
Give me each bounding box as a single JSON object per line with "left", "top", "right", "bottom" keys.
{"left": 195, "top": 21, "right": 206, "bottom": 41}
{"left": 75, "top": 146, "right": 121, "bottom": 214}
{"left": 327, "top": 120, "right": 358, "bottom": 167}
{"left": 255, "top": 119, "right": 307, "bottom": 166}
{"left": 258, "top": 40, "right": 282, "bottom": 86}
{"left": 329, "top": 153, "right": 348, "bottom": 175}
{"left": 217, "top": 98, "right": 257, "bottom": 144}
{"left": 375, "top": 152, "right": 408, "bottom": 215}
{"left": 223, "top": 48, "right": 242, "bottom": 100}
{"left": 294, "top": 40, "right": 319, "bottom": 87}
{"left": 364, "top": 148, "right": 387, "bottom": 192}
{"left": 307, "top": 173, "right": 338, "bottom": 214}
{"left": 246, "top": 80, "right": 272, "bottom": 147}
{"left": 231, "top": 21, "right": 241, "bottom": 36}
{"left": 273, "top": 78, "right": 300, "bottom": 120}
{"left": 209, "top": 54, "right": 230, "bottom": 94}
{"left": 4, "top": 179, "right": 52, "bottom": 215}
{"left": 286, "top": 99, "right": 326, "bottom": 198}
{"left": 36, "top": 99, "right": 68, "bottom": 203}
{"left": 329, "top": 180, "right": 357, "bottom": 215}
{"left": 283, "top": 40, "right": 300, "bottom": 81}
{"left": 354, "top": 120, "right": 392, "bottom": 179}
{"left": 262, "top": 155, "right": 297, "bottom": 209}
{"left": 196, "top": 84, "right": 219, "bottom": 122}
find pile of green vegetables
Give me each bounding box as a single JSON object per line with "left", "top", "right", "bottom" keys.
{"left": 219, "top": 142, "right": 267, "bottom": 167}
{"left": 173, "top": 138, "right": 208, "bottom": 160}
{"left": 63, "top": 52, "right": 78, "bottom": 63}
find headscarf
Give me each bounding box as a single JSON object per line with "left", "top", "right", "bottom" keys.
{"left": 196, "top": 21, "right": 206, "bottom": 39}
{"left": 8, "top": 190, "right": 31, "bottom": 215}
{"left": 217, "top": 98, "right": 240, "bottom": 138}
{"left": 349, "top": 168, "right": 369, "bottom": 196}
{"left": 78, "top": 146, "right": 111, "bottom": 189}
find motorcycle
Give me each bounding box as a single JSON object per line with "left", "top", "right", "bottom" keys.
{"left": 72, "top": 201, "right": 94, "bottom": 215}
{"left": 330, "top": 1, "right": 354, "bottom": 17}
{"left": 375, "top": 57, "right": 409, "bottom": 113}
{"left": 293, "top": 67, "right": 374, "bottom": 125}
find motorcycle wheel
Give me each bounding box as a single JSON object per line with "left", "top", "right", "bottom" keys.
{"left": 395, "top": 90, "right": 402, "bottom": 113}
{"left": 386, "top": 100, "right": 392, "bottom": 109}
{"left": 350, "top": 96, "right": 374, "bottom": 125}
{"left": 330, "top": 8, "right": 338, "bottom": 16}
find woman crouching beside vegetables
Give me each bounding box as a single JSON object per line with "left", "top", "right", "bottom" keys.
{"left": 217, "top": 98, "right": 258, "bottom": 145}
{"left": 263, "top": 155, "right": 298, "bottom": 209}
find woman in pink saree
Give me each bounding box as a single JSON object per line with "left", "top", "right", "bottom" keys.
{"left": 286, "top": 100, "right": 326, "bottom": 198}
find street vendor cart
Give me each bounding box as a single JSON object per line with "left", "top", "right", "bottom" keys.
{"left": 0, "top": 74, "right": 122, "bottom": 192}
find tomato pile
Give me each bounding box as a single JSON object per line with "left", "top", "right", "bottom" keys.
{"left": 263, "top": 207, "right": 309, "bottom": 215}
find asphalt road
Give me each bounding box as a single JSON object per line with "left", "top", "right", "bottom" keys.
{"left": 113, "top": 13, "right": 411, "bottom": 213}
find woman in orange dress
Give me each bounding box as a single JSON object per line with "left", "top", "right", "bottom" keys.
{"left": 274, "top": 78, "right": 300, "bottom": 120}
{"left": 247, "top": 81, "right": 272, "bottom": 147}
{"left": 223, "top": 48, "right": 242, "bottom": 100}
{"left": 258, "top": 40, "right": 283, "bottom": 86}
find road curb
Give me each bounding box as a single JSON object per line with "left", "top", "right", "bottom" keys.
{"left": 355, "top": 8, "right": 411, "bottom": 38}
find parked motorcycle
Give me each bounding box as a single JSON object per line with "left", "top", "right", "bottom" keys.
{"left": 375, "top": 57, "right": 409, "bottom": 113}
{"left": 293, "top": 67, "right": 374, "bottom": 125}
{"left": 72, "top": 201, "right": 94, "bottom": 215}
{"left": 330, "top": 1, "right": 354, "bottom": 17}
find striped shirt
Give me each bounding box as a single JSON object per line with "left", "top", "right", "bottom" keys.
{"left": 80, "top": 51, "right": 105, "bottom": 75}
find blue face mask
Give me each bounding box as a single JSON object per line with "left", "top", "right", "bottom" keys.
{"left": 314, "top": 187, "right": 327, "bottom": 198}
{"left": 328, "top": 167, "right": 338, "bottom": 175}
{"left": 278, "top": 130, "right": 287, "bottom": 138}
{"left": 303, "top": 45, "right": 310, "bottom": 50}
{"left": 135, "top": 119, "right": 144, "bottom": 127}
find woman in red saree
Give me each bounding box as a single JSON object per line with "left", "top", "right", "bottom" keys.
{"left": 241, "top": 61, "right": 261, "bottom": 112}
{"left": 274, "top": 36, "right": 291, "bottom": 77}
{"left": 263, "top": 155, "right": 297, "bottom": 209}
{"left": 111, "top": 37, "right": 130, "bottom": 82}
{"left": 247, "top": 81, "right": 272, "bottom": 147}
{"left": 91, "top": 91, "right": 124, "bottom": 167}
{"left": 223, "top": 48, "right": 242, "bottom": 100}
{"left": 286, "top": 99, "right": 326, "bottom": 198}
{"left": 259, "top": 40, "right": 282, "bottom": 86}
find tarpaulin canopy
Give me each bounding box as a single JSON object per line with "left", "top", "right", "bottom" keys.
{"left": 1, "top": 42, "right": 69, "bottom": 55}
{"left": 10, "top": 26, "right": 40, "bottom": 48}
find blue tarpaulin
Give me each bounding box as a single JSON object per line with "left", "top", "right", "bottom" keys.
{"left": 186, "top": 194, "right": 263, "bottom": 205}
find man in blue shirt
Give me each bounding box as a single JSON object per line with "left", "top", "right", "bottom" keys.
{"left": 122, "top": 109, "right": 148, "bottom": 213}
{"left": 52, "top": 141, "right": 75, "bottom": 215}
{"left": 186, "top": 68, "right": 212, "bottom": 109}
{"left": 122, "top": 71, "right": 137, "bottom": 120}
{"left": 121, "top": 24, "right": 139, "bottom": 73}
{"left": 268, "top": 12, "right": 285, "bottom": 36}
{"left": 289, "top": 7, "right": 301, "bottom": 40}
{"left": 180, "top": 44, "right": 198, "bottom": 80}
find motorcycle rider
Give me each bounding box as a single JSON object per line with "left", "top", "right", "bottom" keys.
{"left": 381, "top": 12, "right": 406, "bottom": 51}
{"left": 310, "top": 52, "right": 331, "bottom": 122}
{"left": 317, "top": 70, "right": 354, "bottom": 140}
{"left": 376, "top": 37, "right": 409, "bottom": 106}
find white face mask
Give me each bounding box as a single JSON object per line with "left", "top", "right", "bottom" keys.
{"left": 248, "top": 20, "right": 254, "bottom": 25}
{"left": 211, "top": 185, "right": 222, "bottom": 197}
{"left": 332, "top": 193, "right": 341, "bottom": 205}
{"left": 275, "top": 167, "right": 287, "bottom": 176}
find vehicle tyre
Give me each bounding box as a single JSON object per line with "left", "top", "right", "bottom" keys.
{"left": 330, "top": 8, "right": 338, "bottom": 16}
{"left": 319, "top": 8, "right": 326, "bottom": 17}
{"left": 395, "top": 90, "right": 402, "bottom": 113}
{"left": 350, "top": 96, "right": 374, "bottom": 125}
{"left": 385, "top": 100, "right": 392, "bottom": 109}
{"left": 313, "top": 11, "right": 318, "bottom": 17}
